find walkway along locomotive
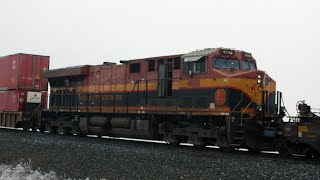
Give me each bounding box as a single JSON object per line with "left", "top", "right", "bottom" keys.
{"left": 0, "top": 48, "right": 319, "bottom": 157}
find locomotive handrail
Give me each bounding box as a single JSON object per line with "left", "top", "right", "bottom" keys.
{"left": 134, "top": 77, "right": 180, "bottom": 81}
{"left": 231, "top": 93, "right": 243, "bottom": 114}
{"left": 131, "top": 80, "right": 139, "bottom": 93}
{"left": 128, "top": 79, "right": 151, "bottom": 112}
{"left": 240, "top": 100, "right": 254, "bottom": 126}
{"left": 130, "top": 80, "right": 141, "bottom": 108}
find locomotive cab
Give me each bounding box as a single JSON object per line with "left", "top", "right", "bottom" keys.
{"left": 180, "top": 48, "right": 280, "bottom": 150}
{"left": 181, "top": 48, "right": 277, "bottom": 117}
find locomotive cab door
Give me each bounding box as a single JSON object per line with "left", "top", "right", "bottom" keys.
{"left": 157, "top": 63, "right": 173, "bottom": 97}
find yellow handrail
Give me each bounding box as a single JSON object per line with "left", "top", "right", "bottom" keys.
{"left": 231, "top": 93, "right": 243, "bottom": 114}
{"left": 240, "top": 100, "right": 253, "bottom": 126}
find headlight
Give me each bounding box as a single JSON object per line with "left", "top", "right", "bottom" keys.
{"left": 257, "top": 74, "right": 263, "bottom": 84}
{"left": 257, "top": 79, "right": 262, "bottom": 84}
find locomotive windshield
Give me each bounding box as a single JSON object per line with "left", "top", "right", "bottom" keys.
{"left": 241, "top": 61, "right": 256, "bottom": 70}
{"left": 213, "top": 58, "right": 240, "bottom": 69}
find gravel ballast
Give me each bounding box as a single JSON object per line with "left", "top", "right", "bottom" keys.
{"left": 0, "top": 128, "right": 319, "bottom": 179}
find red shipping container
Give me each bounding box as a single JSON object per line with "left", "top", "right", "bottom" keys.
{"left": 0, "top": 53, "right": 49, "bottom": 91}
{"left": 0, "top": 90, "right": 25, "bottom": 111}
{"left": 0, "top": 90, "right": 45, "bottom": 111}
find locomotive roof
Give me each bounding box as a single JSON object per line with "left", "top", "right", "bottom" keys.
{"left": 101, "top": 47, "right": 250, "bottom": 64}
{"left": 182, "top": 48, "right": 218, "bottom": 62}
{"left": 44, "top": 65, "right": 90, "bottom": 78}
{"left": 126, "top": 54, "right": 184, "bottom": 63}
{"left": 125, "top": 48, "right": 220, "bottom": 63}
{"left": 182, "top": 48, "right": 218, "bottom": 58}
{"left": 48, "top": 65, "right": 89, "bottom": 71}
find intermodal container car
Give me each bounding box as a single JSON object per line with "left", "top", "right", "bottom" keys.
{"left": 0, "top": 90, "right": 44, "bottom": 111}
{"left": 0, "top": 53, "right": 49, "bottom": 91}
{"left": 0, "top": 89, "right": 46, "bottom": 129}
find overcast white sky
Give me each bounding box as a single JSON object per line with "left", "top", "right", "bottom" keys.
{"left": 0, "top": 0, "right": 319, "bottom": 115}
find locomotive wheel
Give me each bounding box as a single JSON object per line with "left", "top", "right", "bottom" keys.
{"left": 168, "top": 136, "right": 181, "bottom": 146}
{"left": 63, "top": 127, "right": 72, "bottom": 136}
{"left": 278, "top": 148, "right": 290, "bottom": 157}
{"left": 305, "top": 150, "right": 313, "bottom": 158}
{"left": 23, "top": 125, "right": 29, "bottom": 131}
{"left": 247, "top": 147, "right": 260, "bottom": 153}
{"left": 169, "top": 140, "right": 180, "bottom": 146}
{"left": 306, "top": 148, "right": 320, "bottom": 158}
{"left": 39, "top": 124, "right": 45, "bottom": 133}
{"left": 314, "top": 151, "right": 320, "bottom": 159}
{"left": 277, "top": 143, "right": 291, "bottom": 157}
{"left": 77, "top": 133, "right": 86, "bottom": 137}
{"left": 194, "top": 144, "right": 206, "bottom": 150}
{"left": 193, "top": 137, "right": 206, "bottom": 149}
{"left": 220, "top": 147, "right": 235, "bottom": 152}
{"left": 31, "top": 123, "right": 38, "bottom": 132}
{"left": 22, "top": 122, "right": 30, "bottom": 131}
{"left": 32, "top": 127, "right": 38, "bottom": 132}
{"left": 49, "top": 126, "right": 58, "bottom": 134}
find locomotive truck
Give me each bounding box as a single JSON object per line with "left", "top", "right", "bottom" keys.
{"left": 0, "top": 48, "right": 319, "bottom": 157}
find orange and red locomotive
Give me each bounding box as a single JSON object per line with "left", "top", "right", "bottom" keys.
{"left": 42, "top": 48, "right": 280, "bottom": 151}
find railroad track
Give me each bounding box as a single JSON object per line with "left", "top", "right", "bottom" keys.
{"left": 141, "top": 141, "right": 320, "bottom": 166}
{"left": 0, "top": 127, "right": 318, "bottom": 166}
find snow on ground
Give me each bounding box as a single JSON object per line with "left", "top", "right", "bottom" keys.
{"left": 0, "top": 162, "right": 58, "bottom": 180}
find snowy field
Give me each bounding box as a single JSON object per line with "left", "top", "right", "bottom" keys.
{"left": 0, "top": 162, "right": 58, "bottom": 180}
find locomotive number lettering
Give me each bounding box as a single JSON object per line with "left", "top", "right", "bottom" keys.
{"left": 115, "top": 95, "right": 122, "bottom": 101}
{"left": 78, "top": 94, "right": 123, "bottom": 101}
{"left": 187, "top": 79, "right": 200, "bottom": 87}
{"left": 101, "top": 94, "right": 122, "bottom": 101}
{"left": 79, "top": 95, "right": 88, "bottom": 101}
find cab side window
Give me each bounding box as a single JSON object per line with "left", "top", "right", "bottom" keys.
{"left": 183, "top": 57, "right": 206, "bottom": 74}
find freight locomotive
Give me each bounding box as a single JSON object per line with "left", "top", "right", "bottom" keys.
{"left": 0, "top": 48, "right": 319, "bottom": 157}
